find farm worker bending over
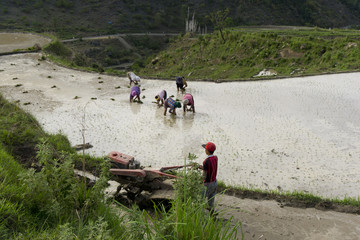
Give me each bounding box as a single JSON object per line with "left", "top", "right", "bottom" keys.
{"left": 164, "top": 97, "right": 181, "bottom": 116}
{"left": 182, "top": 93, "right": 195, "bottom": 113}
{"left": 176, "top": 76, "right": 187, "bottom": 92}
{"left": 129, "top": 85, "right": 141, "bottom": 102}
{"left": 199, "top": 142, "right": 218, "bottom": 214}
{"left": 127, "top": 72, "right": 141, "bottom": 86}
{"left": 182, "top": 77, "right": 188, "bottom": 88}
{"left": 155, "top": 89, "right": 167, "bottom": 106}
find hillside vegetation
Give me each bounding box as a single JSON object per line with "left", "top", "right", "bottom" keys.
{"left": 1, "top": 0, "right": 360, "bottom": 38}
{"left": 62, "top": 35, "right": 170, "bottom": 72}
{"left": 139, "top": 27, "right": 360, "bottom": 80}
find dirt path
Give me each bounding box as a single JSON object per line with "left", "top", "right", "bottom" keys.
{"left": 61, "top": 33, "right": 180, "bottom": 43}
{"left": 1, "top": 33, "right": 360, "bottom": 240}
{"left": 218, "top": 195, "right": 360, "bottom": 240}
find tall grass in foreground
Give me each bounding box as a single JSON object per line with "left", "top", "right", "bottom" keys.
{"left": 0, "top": 139, "right": 126, "bottom": 239}
{"left": 123, "top": 153, "right": 242, "bottom": 239}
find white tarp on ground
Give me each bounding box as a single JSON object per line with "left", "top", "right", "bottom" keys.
{"left": 254, "top": 69, "right": 277, "bottom": 77}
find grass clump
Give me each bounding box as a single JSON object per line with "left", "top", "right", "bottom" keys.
{"left": 123, "top": 153, "right": 242, "bottom": 239}
{"left": 218, "top": 181, "right": 360, "bottom": 212}
{"left": 44, "top": 40, "right": 72, "bottom": 58}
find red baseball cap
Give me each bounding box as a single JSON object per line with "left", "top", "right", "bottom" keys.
{"left": 202, "top": 142, "right": 216, "bottom": 152}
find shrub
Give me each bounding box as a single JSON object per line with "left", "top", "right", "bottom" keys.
{"left": 15, "top": 139, "right": 110, "bottom": 224}
{"left": 47, "top": 133, "right": 74, "bottom": 153}
{"left": 44, "top": 40, "right": 72, "bottom": 58}
{"left": 73, "top": 53, "right": 88, "bottom": 66}
{"left": 56, "top": 0, "right": 74, "bottom": 9}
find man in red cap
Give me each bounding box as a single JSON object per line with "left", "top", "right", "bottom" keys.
{"left": 200, "top": 142, "right": 218, "bottom": 214}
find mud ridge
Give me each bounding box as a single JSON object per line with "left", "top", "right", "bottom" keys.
{"left": 220, "top": 187, "right": 360, "bottom": 215}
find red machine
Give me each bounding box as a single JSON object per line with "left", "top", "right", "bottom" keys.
{"left": 108, "top": 151, "right": 184, "bottom": 202}
{"left": 109, "top": 151, "right": 182, "bottom": 181}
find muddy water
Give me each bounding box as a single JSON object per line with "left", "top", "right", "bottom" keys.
{"left": 1, "top": 53, "right": 359, "bottom": 199}
{"left": 0, "top": 33, "right": 51, "bottom": 53}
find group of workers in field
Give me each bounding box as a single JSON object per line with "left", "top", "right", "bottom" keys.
{"left": 127, "top": 72, "right": 217, "bottom": 216}
{"left": 128, "top": 72, "right": 195, "bottom": 116}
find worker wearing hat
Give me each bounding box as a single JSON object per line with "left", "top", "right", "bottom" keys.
{"left": 155, "top": 89, "right": 167, "bottom": 106}
{"left": 199, "top": 142, "right": 218, "bottom": 214}
{"left": 127, "top": 71, "right": 141, "bottom": 86}
{"left": 164, "top": 97, "right": 182, "bottom": 116}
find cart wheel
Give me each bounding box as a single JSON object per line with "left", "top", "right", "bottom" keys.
{"left": 135, "top": 176, "right": 143, "bottom": 182}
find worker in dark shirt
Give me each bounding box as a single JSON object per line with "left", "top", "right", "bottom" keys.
{"left": 176, "top": 76, "right": 187, "bottom": 92}
{"left": 199, "top": 142, "right": 218, "bottom": 214}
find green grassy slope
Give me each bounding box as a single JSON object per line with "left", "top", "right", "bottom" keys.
{"left": 139, "top": 27, "right": 360, "bottom": 80}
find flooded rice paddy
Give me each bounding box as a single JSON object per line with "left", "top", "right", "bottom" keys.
{"left": 1, "top": 53, "right": 359, "bottom": 199}
{"left": 0, "top": 32, "right": 51, "bottom": 53}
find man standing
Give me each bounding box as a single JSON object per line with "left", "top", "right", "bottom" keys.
{"left": 200, "top": 142, "right": 218, "bottom": 214}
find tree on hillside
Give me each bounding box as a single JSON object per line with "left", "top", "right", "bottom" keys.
{"left": 207, "top": 8, "right": 230, "bottom": 43}
{"left": 186, "top": 7, "right": 208, "bottom": 34}
{"left": 197, "top": 35, "right": 209, "bottom": 61}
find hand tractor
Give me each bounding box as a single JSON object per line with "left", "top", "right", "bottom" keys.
{"left": 108, "top": 151, "right": 185, "bottom": 205}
